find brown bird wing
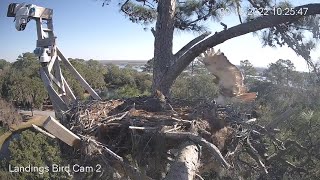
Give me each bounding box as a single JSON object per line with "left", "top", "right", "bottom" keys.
{"left": 199, "top": 48, "right": 247, "bottom": 97}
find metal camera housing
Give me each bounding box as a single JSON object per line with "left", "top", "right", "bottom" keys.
{"left": 7, "top": 3, "right": 53, "bottom": 31}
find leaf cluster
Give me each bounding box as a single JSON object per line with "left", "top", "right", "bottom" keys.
{"left": 104, "top": 64, "right": 152, "bottom": 98}
{"left": 108, "top": 0, "right": 239, "bottom": 32}
{"left": 171, "top": 68, "right": 219, "bottom": 100}
{"left": 0, "top": 53, "right": 46, "bottom": 109}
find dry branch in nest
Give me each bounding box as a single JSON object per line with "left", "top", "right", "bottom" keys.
{"left": 61, "top": 97, "right": 307, "bottom": 179}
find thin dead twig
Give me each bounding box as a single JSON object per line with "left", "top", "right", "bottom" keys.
{"left": 245, "top": 137, "right": 268, "bottom": 174}
{"left": 170, "top": 117, "right": 192, "bottom": 123}
{"left": 164, "top": 125, "right": 182, "bottom": 133}
{"left": 129, "top": 126, "right": 158, "bottom": 130}
{"left": 195, "top": 173, "right": 205, "bottom": 180}
{"left": 101, "top": 111, "right": 129, "bottom": 123}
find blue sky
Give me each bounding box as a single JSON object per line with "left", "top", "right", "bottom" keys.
{"left": 0, "top": 0, "right": 318, "bottom": 71}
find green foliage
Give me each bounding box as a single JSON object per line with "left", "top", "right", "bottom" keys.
{"left": 254, "top": 1, "right": 320, "bottom": 62}
{"left": 2, "top": 53, "right": 47, "bottom": 109}
{"left": 134, "top": 73, "right": 152, "bottom": 94}
{"left": 0, "top": 59, "right": 10, "bottom": 70}
{"left": 249, "top": 70, "right": 320, "bottom": 179}
{"left": 68, "top": 59, "right": 107, "bottom": 88}
{"left": 0, "top": 99, "right": 22, "bottom": 128}
{"left": 83, "top": 59, "right": 107, "bottom": 89}
{"left": 62, "top": 58, "right": 107, "bottom": 99}
{"left": 185, "top": 60, "right": 207, "bottom": 74}
{"left": 239, "top": 60, "right": 257, "bottom": 76}
{"left": 263, "top": 59, "right": 296, "bottom": 85}
{"left": 8, "top": 74, "right": 46, "bottom": 109}
{"left": 1, "top": 53, "right": 151, "bottom": 105}
{"left": 105, "top": 64, "right": 136, "bottom": 88}
{"left": 12, "top": 53, "right": 40, "bottom": 77}
{"left": 104, "top": 65, "right": 152, "bottom": 99}
{"left": 2, "top": 130, "right": 70, "bottom": 180}
{"left": 115, "top": 84, "right": 142, "bottom": 98}
{"left": 172, "top": 72, "right": 218, "bottom": 100}
{"left": 110, "top": 0, "right": 241, "bottom": 32}
{"left": 141, "top": 58, "right": 153, "bottom": 73}
{"left": 240, "top": 60, "right": 257, "bottom": 87}
{"left": 120, "top": 0, "right": 157, "bottom": 24}
{"left": 0, "top": 127, "right": 5, "bottom": 136}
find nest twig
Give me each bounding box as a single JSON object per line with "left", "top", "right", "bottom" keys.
{"left": 60, "top": 97, "right": 307, "bottom": 179}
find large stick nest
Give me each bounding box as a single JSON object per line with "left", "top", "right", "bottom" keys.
{"left": 60, "top": 97, "right": 307, "bottom": 179}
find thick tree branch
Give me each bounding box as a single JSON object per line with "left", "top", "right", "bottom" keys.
{"left": 162, "top": 3, "right": 320, "bottom": 89}
{"left": 174, "top": 31, "right": 211, "bottom": 59}
{"left": 164, "top": 132, "right": 231, "bottom": 169}
{"left": 164, "top": 141, "right": 200, "bottom": 180}
{"left": 151, "top": 27, "right": 156, "bottom": 37}
{"left": 247, "top": 0, "right": 262, "bottom": 9}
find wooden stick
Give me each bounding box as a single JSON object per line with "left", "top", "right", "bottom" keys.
{"left": 78, "top": 134, "right": 123, "bottom": 162}
{"left": 129, "top": 126, "right": 158, "bottom": 130}
{"left": 32, "top": 124, "right": 56, "bottom": 139}
{"left": 93, "top": 139, "right": 123, "bottom": 162}
{"left": 170, "top": 117, "right": 192, "bottom": 123}
{"left": 164, "top": 126, "right": 181, "bottom": 133}
{"left": 245, "top": 118, "right": 257, "bottom": 123}
{"left": 101, "top": 111, "right": 129, "bottom": 123}
{"left": 246, "top": 137, "right": 268, "bottom": 174}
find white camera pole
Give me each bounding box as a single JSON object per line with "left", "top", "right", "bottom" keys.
{"left": 7, "top": 3, "right": 101, "bottom": 117}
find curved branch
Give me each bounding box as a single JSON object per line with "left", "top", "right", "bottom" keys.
{"left": 246, "top": 137, "right": 268, "bottom": 174}
{"left": 163, "top": 3, "right": 320, "bottom": 88}
{"left": 174, "top": 31, "right": 211, "bottom": 60}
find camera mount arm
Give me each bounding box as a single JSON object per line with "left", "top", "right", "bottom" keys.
{"left": 7, "top": 3, "right": 102, "bottom": 118}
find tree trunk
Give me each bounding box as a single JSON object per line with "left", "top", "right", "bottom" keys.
{"left": 152, "top": 3, "right": 320, "bottom": 96}
{"left": 31, "top": 103, "right": 34, "bottom": 117}
{"left": 165, "top": 141, "right": 200, "bottom": 180}
{"left": 152, "top": 0, "right": 176, "bottom": 96}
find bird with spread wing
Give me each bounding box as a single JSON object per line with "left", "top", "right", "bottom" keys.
{"left": 198, "top": 48, "right": 257, "bottom": 105}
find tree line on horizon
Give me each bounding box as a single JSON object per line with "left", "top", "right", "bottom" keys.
{"left": 0, "top": 52, "right": 317, "bottom": 110}
{"left": 0, "top": 51, "right": 320, "bottom": 179}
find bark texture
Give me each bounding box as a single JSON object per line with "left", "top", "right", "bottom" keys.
{"left": 165, "top": 141, "right": 200, "bottom": 180}
{"left": 152, "top": 0, "right": 176, "bottom": 95}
